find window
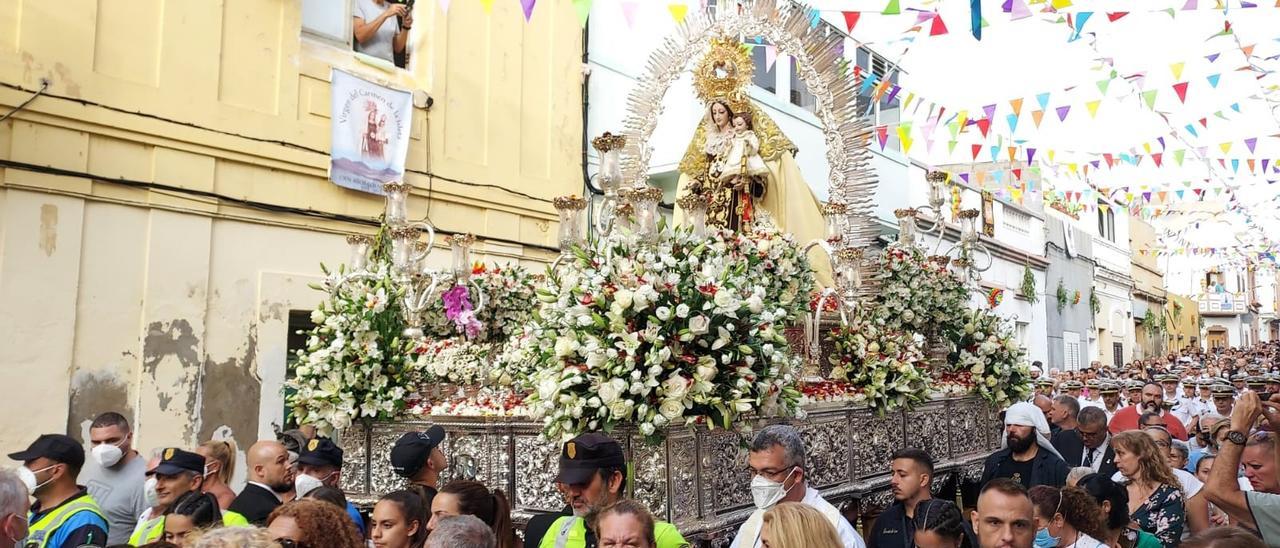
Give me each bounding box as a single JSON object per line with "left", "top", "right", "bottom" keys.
{"left": 302, "top": 0, "right": 415, "bottom": 69}
{"left": 748, "top": 39, "right": 777, "bottom": 93}
{"left": 1097, "top": 200, "right": 1116, "bottom": 242}
{"left": 789, "top": 61, "right": 817, "bottom": 112}
{"left": 1064, "top": 331, "right": 1081, "bottom": 371}
{"left": 1016, "top": 321, "right": 1029, "bottom": 351}
{"left": 283, "top": 310, "right": 317, "bottom": 428}
{"left": 854, "top": 46, "right": 899, "bottom": 125}
{"left": 1112, "top": 342, "right": 1124, "bottom": 368}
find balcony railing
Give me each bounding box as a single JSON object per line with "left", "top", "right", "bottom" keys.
{"left": 1200, "top": 291, "right": 1246, "bottom": 314}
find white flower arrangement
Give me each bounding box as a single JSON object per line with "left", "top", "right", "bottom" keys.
{"left": 944, "top": 308, "right": 1033, "bottom": 408}
{"left": 412, "top": 337, "right": 491, "bottom": 386}
{"left": 826, "top": 307, "right": 930, "bottom": 414}
{"left": 515, "top": 222, "right": 815, "bottom": 441}
{"left": 874, "top": 244, "right": 969, "bottom": 334}
{"left": 287, "top": 262, "right": 418, "bottom": 435}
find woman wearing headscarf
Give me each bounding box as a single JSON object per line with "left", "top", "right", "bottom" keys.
{"left": 979, "top": 402, "right": 1070, "bottom": 489}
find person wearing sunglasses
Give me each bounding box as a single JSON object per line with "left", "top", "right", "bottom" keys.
{"left": 266, "top": 499, "right": 363, "bottom": 548}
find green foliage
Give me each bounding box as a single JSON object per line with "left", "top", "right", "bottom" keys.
{"left": 1019, "top": 265, "right": 1039, "bottom": 305}
{"left": 1056, "top": 279, "right": 1069, "bottom": 313}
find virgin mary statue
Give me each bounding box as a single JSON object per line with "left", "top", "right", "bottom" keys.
{"left": 674, "top": 38, "right": 830, "bottom": 279}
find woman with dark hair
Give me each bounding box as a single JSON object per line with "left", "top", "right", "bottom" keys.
{"left": 303, "top": 485, "right": 350, "bottom": 511}
{"left": 163, "top": 491, "right": 222, "bottom": 547}
{"left": 1112, "top": 430, "right": 1185, "bottom": 547}
{"left": 1077, "top": 472, "right": 1161, "bottom": 548}
{"left": 911, "top": 499, "right": 972, "bottom": 548}
{"left": 427, "top": 480, "right": 518, "bottom": 548}
{"left": 372, "top": 489, "right": 429, "bottom": 548}
{"left": 267, "top": 499, "right": 363, "bottom": 548}
{"left": 1028, "top": 486, "right": 1106, "bottom": 548}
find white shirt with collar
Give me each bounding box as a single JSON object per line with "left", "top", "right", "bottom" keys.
{"left": 1081, "top": 436, "right": 1110, "bottom": 472}
{"left": 729, "top": 485, "right": 867, "bottom": 548}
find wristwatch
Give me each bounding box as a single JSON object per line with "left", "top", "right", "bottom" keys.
{"left": 1226, "top": 430, "right": 1248, "bottom": 446}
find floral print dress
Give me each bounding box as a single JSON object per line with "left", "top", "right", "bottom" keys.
{"left": 1130, "top": 483, "right": 1185, "bottom": 548}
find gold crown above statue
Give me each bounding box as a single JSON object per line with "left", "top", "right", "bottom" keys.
{"left": 693, "top": 36, "right": 754, "bottom": 113}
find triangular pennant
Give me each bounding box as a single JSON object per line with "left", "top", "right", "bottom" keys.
{"left": 971, "top": 144, "right": 982, "bottom": 160}
{"left": 1207, "top": 73, "right": 1221, "bottom": 88}
{"left": 976, "top": 118, "right": 992, "bottom": 137}
{"left": 1027, "top": 148, "right": 1037, "bottom": 163}
{"left": 930, "top": 14, "right": 949, "bottom": 36}
{"left": 898, "top": 122, "right": 914, "bottom": 153}
{"left": 1170, "top": 62, "right": 1185, "bottom": 80}
{"left": 1010, "top": 98, "right": 1024, "bottom": 116}
{"left": 842, "top": 11, "right": 861, "bottom": 32}
{"left": 876, "top": 126, "right": 889, "bottom": 150}
{"left": 1036, "top": 92, "right": 1050, "bottom": 110}
{"left": 1007, "top": 146, "right": 1017, "bottom": 162}
{"left": 1248, "top": 159, "right": 1256, "bottom": 173}
{"left": 667, "top": 2, "right": 688, "bottom": 24}
{"left": 1173, "top": 81, "right": 1189, "bottom": 103}
{"left": 1056, "top": 105, "right": 1071, "bottom": 121}
{"left": 1247, "top": 137, "right": 1258, "bottom": 153}
{"left": 1031, "top": 110, "right": 1045, "bottom": 127}
{"left": 764, "top": 45, "right": 777, "bottom": 71}
{"left": 1070, "top": 12, "right": 1092, "bottom": 41}
{"left": 520, "top": 0, "right": 537, "bottom": 21}
{"left": 1146, "top": 88, "right": 1167, "bottom": 107}
{"left": 883, "top": 0, "right": 902, "bottom": 15}
{"left": 1096, "top": 79, "right": 1110, "bottom": 95}
{"left": 572, "top": 0, "right": 591, "bottom": 24}
{"left": 1006, "top": 114, "right": 1019, "bottom": 133}
{"left": 948, "top": 140, "right": 959, "bottom": 154}
{"left": 1086, "top": 100, "right": 1101, "bottom": 118}
{"left": 983, "top": 104, "right": 997, "bottom": 121}
{"left": 480, "top": 0, "right": 495, "bottom": 12}
{"left": 1010, "top": 0, "right": 1032, "bottom": 19}
{"left": 1107, "top": 12, "right": 1128, "bottom": 21}
{"left": 1174, "top": 149, "right": 1185, "bottom": 165}
{"left": 1264, "top": 159, "right": 1271, "bottom": 172}
{"left": 1220, "top": 142, "right": 1233, "bottom": 154}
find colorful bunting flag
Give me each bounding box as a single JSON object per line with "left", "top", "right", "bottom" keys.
{"left": 480, "top": 0, "right": 494, "bottom": 12}
{"left": 883, "top": 0, "right": 902, "bottom": 15}
{"left": 667, "top": 2, "right": 688, "bottom": 23}
{"left": 1173, "top": 81, "right": 1189, "bottom": 103}
{"left": 930, "top": 14, "right": 949, "bottom": 35}
{"left": 1056, "top": 105, "right": 1071, "bottom": 121}
{"left": 1086, "top": 100, "right": 1100, "bottom": 117}
{"left": 520, "top": 0, "right": 537, "bottom": 21}
{"left": 842, "top": 11, "right": 861, "bottom": 32}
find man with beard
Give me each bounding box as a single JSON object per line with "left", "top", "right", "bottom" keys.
{"left": 1108, "top": 382, "right": 1189, "bottom": 440}
{"left": 868, "top": 449, "right": 933, "bottom": 548}
{"left": 525, "top": 432, "right": 689, "bottom": 548}
{"left": 225, "top": 440, "right": 294, "bottom": 526}
{"left": 980, "top": 402, "right": 1069, "bottom": 489}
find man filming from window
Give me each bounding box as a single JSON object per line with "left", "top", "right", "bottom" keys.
{"left": 353, "top": 0, "right": 412, "bottom": 66}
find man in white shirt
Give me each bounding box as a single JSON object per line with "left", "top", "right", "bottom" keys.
{"left": 729, "top": 425, "right": 866, "bottom": 548}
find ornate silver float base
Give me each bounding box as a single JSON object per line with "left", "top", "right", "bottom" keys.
{"left": 340, "top": 396, "right": 1000, "bottom": 545}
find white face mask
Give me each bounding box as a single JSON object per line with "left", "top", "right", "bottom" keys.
{"left": 3, "top": 513, "right": 28, "bottom": 547}
{"left": 750, "top": 467, "right": 798, "bottom": 510}
{"left": 91, "top": 439, "right": 127, "bottom": 468}
{"left": 294, "top": 474, "right": 324, "bottom": 498}
{"left": 143, "top": 477, "right": 160, "bottom": 508}
{"left": 17, "top": 465, "right": 56, "bottom": 496}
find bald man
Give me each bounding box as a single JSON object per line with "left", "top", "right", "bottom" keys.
{"left": 1032, "top": 394, "right": 1060, "bottom": 437}
{"left": 224, "top": 441, "right": 294, "bottom": 526}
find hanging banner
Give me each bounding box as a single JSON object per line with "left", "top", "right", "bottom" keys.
{"left": 329, "top": 69, "right": 414, "bottom": 194}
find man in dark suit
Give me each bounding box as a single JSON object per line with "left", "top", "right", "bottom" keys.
{"left": 1053, "top": 406, "right": 1117, "bottom": 479}
{"left": 225, "top": 440, "right": 293, "bottom": 526}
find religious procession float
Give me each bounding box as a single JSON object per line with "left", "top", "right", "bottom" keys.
{"left": 288, "top": 1, "right": 1032, "bottom": 544}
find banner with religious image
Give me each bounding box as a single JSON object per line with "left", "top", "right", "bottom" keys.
{"left": 329, "top": 69, "right": 413, "bottom": 194}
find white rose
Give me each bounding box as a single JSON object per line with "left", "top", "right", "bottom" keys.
{"left": 554, "top": 337, "right": 579, "bottom": 357}
{"left": 689, "top": 315, "right": 711, "bottom": 335}
{"left": 538, "top": 378, "right": 559, "bottom": 400}
{"left": 676, "top": 304, "right": 691, "bottom": 318}
{"left": 659, "top": 399, "right": 685, "bottom": 420}
{"left": 608, "top": 399, "right": 633, "bottom": 419}
{"left": 639, "top": 422, "right": 656, "bottom": 436}
{"left": 656, "top": 306, "right": 673, "bottom": 321}
{"left": 696, "top": 358, "right": 717, "bottom": 381}
{"left": 747, "top": 295, "right": 764, "bottom": 314}
{"left": 614, "top": 289, "right": 634, "bottom": 309}
{"left": 662, "top": 375, "right": 690, "bottom": 400}
{"left": 599, "top": 378, "right": 626, "bottom": 405}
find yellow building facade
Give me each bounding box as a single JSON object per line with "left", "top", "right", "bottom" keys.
{"left": 0, "top": 1, "right": 582, "bottom": 456}
{"left": 1164, "top": 293, "right": 1201, "bottom": 352}
{"left": 1128, "top": 217, "right": 1167, "bottom": 358}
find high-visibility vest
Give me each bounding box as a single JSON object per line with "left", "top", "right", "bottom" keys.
{"left": 222, "top": 511, "right": 250, "bottom": 527}
{"left": 539, "top": 516, "right": 687, "bottom": 548}
{"left": 128, "top": 515, "right": 164, "bottom": 546}
{"left": 24, "top": 493, "right": 106, "bottom": 548}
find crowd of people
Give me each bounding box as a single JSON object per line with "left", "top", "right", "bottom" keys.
{"left": 8, "top": 342, "right": 1280, "bottom": 547}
